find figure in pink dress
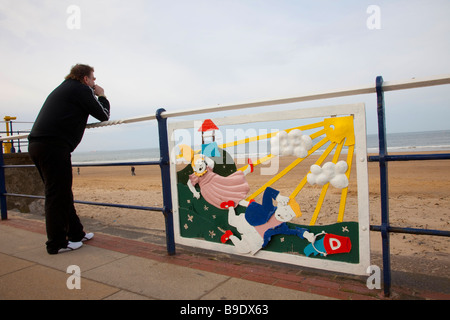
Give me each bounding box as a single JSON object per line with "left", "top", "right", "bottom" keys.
{"left": 187, "top": 154, "right": 253, "bottom": 209}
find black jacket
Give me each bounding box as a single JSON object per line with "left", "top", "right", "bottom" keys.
{"left": 29, "top": 79, "right": 110, "bottom": 151}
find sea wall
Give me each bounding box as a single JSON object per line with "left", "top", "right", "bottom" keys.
{"left": 3, "top": 153, "right": 44, "bottom": 215}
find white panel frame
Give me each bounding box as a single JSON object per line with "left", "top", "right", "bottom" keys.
{"left": 168, "top": 103, "right": 370, "bottom": 275}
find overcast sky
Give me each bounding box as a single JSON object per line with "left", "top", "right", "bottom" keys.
{"left": 1, "top": 0, "right": 449, "bottom": 152}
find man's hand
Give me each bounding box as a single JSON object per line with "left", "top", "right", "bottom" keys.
{"left": 93, "top": 85, "right": 105, "bottom": 97}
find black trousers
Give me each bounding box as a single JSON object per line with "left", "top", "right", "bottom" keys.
{"left": 28, "top": 140, "right": 85, "bottom": 254}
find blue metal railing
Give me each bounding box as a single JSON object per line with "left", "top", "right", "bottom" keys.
{"left": 368, "top": 76, "right": 450, "bottom": 297}
{"left": 1, "top": 75, "right": 450, "bottom": 297}
{"left": 0, "top": 145, "right": 6, "bottom": 219}
{"left": 0, "top": 130, "right": 30, "bottom": 154}
{"left": 0, "top": 109, "right": 175, "bottom": 255}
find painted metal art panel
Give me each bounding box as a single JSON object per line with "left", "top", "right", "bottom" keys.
{"left": 168, "top": 103, "right": 370, "bottom": 275}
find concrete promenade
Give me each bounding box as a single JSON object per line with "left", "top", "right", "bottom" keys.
{"left": 1, "top": 216, "right": 448, "bottom": 301}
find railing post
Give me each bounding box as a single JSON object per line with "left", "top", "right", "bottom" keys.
{"left": 156, "top": 108, "right": 176, "bottom": 256}
{"left": 376, "top": 76, "right": 391, "bottom": 297}
{"left": 0, "top": 141, "right": 7, "bottom": 220}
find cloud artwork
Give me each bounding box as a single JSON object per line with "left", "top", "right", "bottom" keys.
{"left": 307, "top": 161, "right": 349, "bottom": 189}
{"left": 270, "top": 129, "right": 313, "bottom": 158}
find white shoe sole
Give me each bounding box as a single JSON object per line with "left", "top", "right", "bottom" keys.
{"left": 58, "top": 241, "right": 83, "bottom": 253}
{"left": 82, "top": 232, "right": 94, "bottom": 242}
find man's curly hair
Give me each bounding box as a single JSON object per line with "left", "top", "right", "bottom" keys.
{"left": 65, "top": 64, "right": 94, "bottom": 82}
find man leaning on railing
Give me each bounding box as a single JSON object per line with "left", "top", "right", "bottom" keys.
{"left": 27, "top": 64, "right": 110, "bottom": 255}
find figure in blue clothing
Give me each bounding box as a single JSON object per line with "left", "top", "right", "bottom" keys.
{"left": 220, "top": 187, "right": 315, "bottom": 255}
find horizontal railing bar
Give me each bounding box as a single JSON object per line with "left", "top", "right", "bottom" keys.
{"left": 0, "top": 133, "right": 29, "bottom": 142}
{"left": 72, "top": 160, "right": 162, "bottom": 167}
{"left": 158, "top": 74, "right": 450, "bottom": 119}
{"left": 2, "top": 161, "right": 162, "bottom": 169}
{"left": 2, "top": 74, "right": 449, "bottom": 139}
{"left": 381, "top": 74, "right": 450, "bottom": 92}
{"left": 74, "top": 200, "right": 164, "bottom": 212}
{"left": 370, "top": 225, "right": 450, "bottom": 237}
{"left": 2, "top": 165, "right": 36, "bottom": 168}
{"left": 85, "top": 115, "right": 157, "bottom": 129}
{"left": 368, "top": 153, "right": 450, "bottom": 162}
{"left": 8, "top": 154, "right": 450, "bottom": 168}
{"left": 4, "top": 193, "right": 44, "bottom": 200}
{"left": 3, "top": 193, "right": 164, "bottom": 212}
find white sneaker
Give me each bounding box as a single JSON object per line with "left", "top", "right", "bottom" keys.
{"left": 58, "top": 241, "right": 83, "bottom": 254}
{"left": 81, "top": 232, "right": 94, "bottom": 242}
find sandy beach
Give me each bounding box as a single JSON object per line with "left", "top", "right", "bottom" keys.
{"left": 70, "top": 152, "right": 449, "bottom": 277}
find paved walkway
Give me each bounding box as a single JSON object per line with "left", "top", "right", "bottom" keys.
{"left": 0, "top": 217, "right": 448, "bottom": 301}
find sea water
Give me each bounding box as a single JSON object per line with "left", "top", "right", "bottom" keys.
{"left": 71, "top": 130, "right": 450, "bottom": 164}
{"left": 366, "top": 130, "right": 450, "bottom": 153}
